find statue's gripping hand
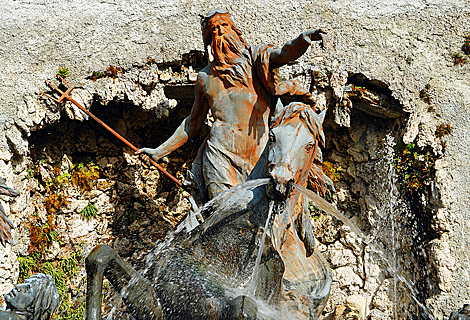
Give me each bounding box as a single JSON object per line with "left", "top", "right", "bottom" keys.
{"left": 136, "top": 147, "right": 164, "bottom": 162}
{"left": 302, "top": 29, "right": 327, "bottom": 49}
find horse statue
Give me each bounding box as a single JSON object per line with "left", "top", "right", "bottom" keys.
{"left": 85, "top": 101, "right": 332, "bottom": 320}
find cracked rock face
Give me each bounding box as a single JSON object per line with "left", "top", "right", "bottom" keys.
{"left": 1, "top": 2, "right": 469, "bottom": 319}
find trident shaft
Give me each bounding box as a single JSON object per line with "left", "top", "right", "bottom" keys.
{"left": 42, "top": 75, "right": 184, "bottom": 188}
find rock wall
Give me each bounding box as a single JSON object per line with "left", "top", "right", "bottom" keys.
{"left": 1, "top": 0, "right": 469, "bottom": 319}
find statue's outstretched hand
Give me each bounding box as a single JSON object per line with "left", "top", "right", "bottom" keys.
{"left": 302, "top": 29, "right": 327, "bottom": 49}
{"left": 136, "top": 148, "right": 163, "bottom": 162}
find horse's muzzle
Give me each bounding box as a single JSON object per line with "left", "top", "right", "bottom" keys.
{"left": 266, "top": 176, "right": 294, "bottom": 201}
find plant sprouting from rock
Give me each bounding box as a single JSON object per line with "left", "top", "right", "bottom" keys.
{"left": 90, "top": 71, "right": 107, "bottom": 80}
{"left": 395, "top": 143, "right": 437, "bottom": 194}
{"left": 451, "top": 34, "right": 470, "bottom": 66}
{"left": 57, "top": 66, "right": 69, "bottom": 78}
{"left": 28, "top": 214, "right": 59, "bottom": 256}
{"left": 351, "top": 85, "right": 367, "bottom": 97}
{"left": 463, "top": 33, "right": 470, "bottom": 55}
{"left": 308, "top": 201, "right": 321, "bottom": 221}
{"left": 44, "top": 193, "right": 68, "bottom": 215}
{"left": 452, "top": 52, "right": 468, "bottom": 66}
{"left": 71, "top": 161, "right": 99, "bottom": 192}
{"left": 90, "top": 65, "right": 122, "bottom": 81}
{"left": 322, "top": 161, "right": 342, "bottom": 182}
{"left": 147, "top": 56, "right": 157, "bottom": 65}
{"left": 435, "top": 124, "right": 453, "bottom": 138}
{"left": 78, "top": 202, "right": 98, "bottom": 220}
{"left": 18, "top": 248, "right": 84, "bottom": 320}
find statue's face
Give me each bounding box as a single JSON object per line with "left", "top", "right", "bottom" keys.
{"left": 5, "top": 280, "right": 35, "bottom": 311}
{"left": 208, "top": 15, "right": 234, "bottom": 38}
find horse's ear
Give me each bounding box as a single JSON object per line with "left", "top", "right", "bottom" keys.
{"left": 274, "top": 98, "right": 284, "bottom": 114}
{"left": 319, "top": 109, "right": 326, "bottom": 124}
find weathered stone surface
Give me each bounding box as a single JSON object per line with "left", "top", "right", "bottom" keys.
{"left": 335, "top": 266, "right": 363, "bottom": 289}
{"left": 63, "top": 199, "right": 89, "bottom": 214}
{"left": 346, "top": 294, "right": 367, "bottom": 320}
{"left": 93, "top": 192, "right": 114, "bottom": 214}
{"left": 339, "top": 226, "right": 363, "bottom": 256}
{"left": 367, "top": 308, "right": 390, "bottom": 320}
{"left": 0, "top": 243, "right": 18, "bottom": 297}
{"left": 330, "top": 304, "right": 361, "bottom": 320}
{"left": 66, "top": 215, "right": 99, "bottom": 239}
{"left": 64, "top": 88, "right": 93, "bottom": 121}
{"left": 371, "top": 279, "right": 393, "bottom": 313}
{"left": 330, "top": 71, "right": 348, "bottom": 101}
{"left": 5, "top": 125, "right": 28, "bottom": 156}
{"left": 0, "top": 1, "right": 469, "bottom": 319}
{"left": 427, "top": 238, "right": 455, "bottom": 292}
{"left": 362, "top": 248, "right": 384, "bottom": 294}
{"left": 334, "top": 98, "right": 352, "bottom": 127}
{"left": 326, "top": 241, "right": 357, "bottom": 268}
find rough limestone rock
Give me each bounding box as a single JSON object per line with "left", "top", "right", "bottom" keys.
{"left": 0, "top": 1, "right": 469, "bottom": 319}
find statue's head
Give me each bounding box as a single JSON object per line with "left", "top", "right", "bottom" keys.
{"left": 267, "top": 102, "right": 326, "bottom": 201}
{"left": 201, "top": 8, "right": 251, "bottom": 86}
{"left": 201, "top": 9, "right": 247, "bottom": 63}
{"left": 4, "top": 273, "right": 60, "bottom": 320}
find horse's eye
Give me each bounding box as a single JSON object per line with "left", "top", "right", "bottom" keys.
{"left": 269, "top": 131, "right": 276, "bottom": 142}
{"left": 306, "top": 143, "right": 314, "bottom": 152}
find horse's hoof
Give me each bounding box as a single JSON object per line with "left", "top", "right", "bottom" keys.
{"left": 231, "top": 295, "right": 257, "bottom": 320}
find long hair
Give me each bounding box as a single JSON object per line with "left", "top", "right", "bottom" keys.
{"left": 271, "top": 102, "right": 325, "bottom": 147}
{"left": 202, "top": 12, "right": 252, "bottom": 86}
{"left": 5, "top": 273, "right": 60, "bottom": 320}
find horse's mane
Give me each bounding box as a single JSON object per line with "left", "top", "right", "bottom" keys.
{"left": 270, "top": 101, "right": 334, "bottom": 197}
{"left": 270, "top": 102, "right": 325, "bottom": 147}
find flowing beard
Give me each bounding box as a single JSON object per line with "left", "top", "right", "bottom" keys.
{"left": 211, "top": 32, "right": 251, "bottom": 87}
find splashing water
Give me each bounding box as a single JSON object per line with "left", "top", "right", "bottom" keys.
{"left": 171, "top": 178, "right": 327, "bottom": 319}
{"left": 285, "top": 194, "right": 311, "bottom": 275}
{"left": 377, "top": 134, "right": 400, "bottom": 320}
{"left": 370, "top": 134, "right": 436, "bottom": 320}
{"left": 294, "top": 133, "right": 436, "bottom": 320}
{"left": 295, "top": 181, "right": 435, "bottom": 320}
{"left": 104, "top": 148, "right": 437, "bottom": 320}
{"left": 176, "top": 178, "right": 271, "bottom": 234}
{"left": 143, "top": 179, "right": 272, "bottom": 275}
{"left": 293, "top": 183, "right": 365, "bottom": 239}
{"left": 246, "top": 201, "right": 275, "bottom": 297}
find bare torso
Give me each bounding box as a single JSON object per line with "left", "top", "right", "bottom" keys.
{"left": 199, "top": 63, "right": 271, "bottom": 168}
{"left": 135, "top": 21, "right": 324, "bottom": 200}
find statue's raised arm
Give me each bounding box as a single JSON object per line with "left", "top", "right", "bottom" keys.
{"left": 269, "top": 29, "right": 327, "bottom": 69}
{"left": 136, "top": 74, "right": 209, "bottom": 161}
{"left": 137, "top": 9, "right": 327, "bottom": 203}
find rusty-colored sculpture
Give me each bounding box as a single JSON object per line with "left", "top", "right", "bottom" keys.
{"left": 0, "top": 176, "right": 19, "bottom": 247}
{"left": 137, "top": 8, "right": 326, "bottom": 204}
{"left": 84, "top": 8, "right": 335, "bottom": 320}
{"left": 85, "top": 100, "right": 332, "bottom": 320}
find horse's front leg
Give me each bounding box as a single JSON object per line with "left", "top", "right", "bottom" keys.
{"left": 85, "top": 244, "right": 163, "bottom": 320}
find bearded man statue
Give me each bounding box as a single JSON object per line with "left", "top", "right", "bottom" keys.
{"left": 138, "top": 8, "right": 327, "bottom": 205}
